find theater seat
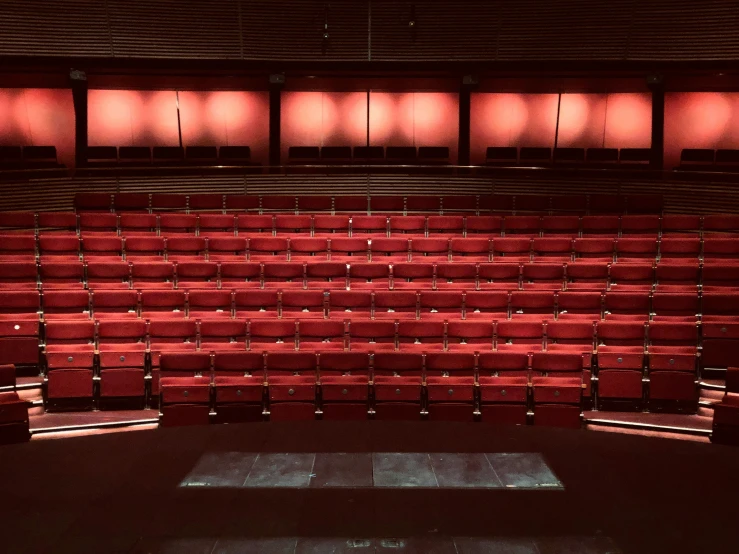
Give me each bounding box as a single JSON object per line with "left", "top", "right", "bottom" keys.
{"left": 159, "top": 352, "right": 211, "bottom": 427}
{"left": 0, "top": 391, "right": 30, "bottom": 444}
{"left": 319, "top": 352, "right": 370, "bottom": 421}
{"left": 425, "top": 352, "right": 476, "bottom": 422}
{"left": 712, "top": 367, "right": 739, "bottom": 445}
{"left": 213, "top": 351, "right": 264, "bottom": 423}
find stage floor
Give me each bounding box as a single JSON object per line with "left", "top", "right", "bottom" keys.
{"left": 1, "top": 421, "right": 738, "bottom": 553}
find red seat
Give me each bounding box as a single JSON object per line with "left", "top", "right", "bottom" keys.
{"left": 124, "top": 236, "right": 165, "bottom": 261}
{"left": 352, "top": 215, "right": 387, "bottom": 238}
{"left": 85, "top": 261, "right": 130, "bottom": 290}
{"left": 159, "top": 213, "right": 197, "bottom": 235}
{"left": 39, "top": 261, "right": 85, "bottom": 289}
{"left": 0, "top": 211, "right": 36, "bottom": 234}
{"left": 115, "top": 193, "right": 151, "bottom": 213}
{"left": 79, "top": 212, "right": 118, "bottom": 235}
{"left": 615, "top": 238, "right": 658, "bottom": 262}
{"left": 297, "top": 319, "right": 345, "bottom": 351}
{"left": 425, "top": 352, "right": 476, "bottom": 421}
{"left": 41, "top": 289, "right": 90, "bottom": 320}
{"left": 370, "top": 238, "right": 409, "bottom": 262}
{"left": 532, "top": 237, "right": 573, "bottom": 262}
{"left": 166, "top": 237, "right": 206, "bottom": 262}
{"left": 281, "top": 290, "right": 326, "bottom": 319}
{"left": 581, "top": 215, "right": 619, "bottom": 235}
{"left": 206, "top": 237, "right": 247, "bottom": 261}
{"left": 496, "top": 320, "right": 545, "bottom": 351}
{"left": 0, "top": 290, "right": 40, "bottom": 321}
{"left": 435, "top": 262, "right": 477, "bottom": 290}
{"left": 654, "top": 262, "right": 700, "bottom": 291}
{"left": 198, "top": 214, "right": 236, "bottom": 237}
{"left": 319, "top": 351, "right": 370, "bottom": 420}
{"left": 478, "top": 351, "right": 530, "bottom": 424}
{"left": 647, "top": 321, "right": 699, "bottom": 410}
{"left": 212, "top": 351, "right": 264, "bottom": 423}
{"left": 373, "top": 351, "right": 423, "bottom": 420}
{"left": 0, "top": 262, "right": 38, "bottom": 290}
{"left": 608, "top": 263, "right": 654, "bottom": 292}
{"left": 702, "top": 263, "right": 739, "bottom": 289}
{"left": 703, "top": 238, "right": 739, "bottom": 261}
{"left": 419, "top": 291, "right": 464, "bottom": 320}
{"left": 510, "top": 290, "right": 556, "bottom": 319}
{"left": 266, "top": 351, "right": 317, "bottom": 421}
{"left": 492, "top": 237, "right": 531, "bottom": 262}
{"left": 427, "top": 215, "right": 464, "bottom": 237}
{"left": 702, "top": 292, "right": 739, "bottom": 369}
{"left": 328, "top": 290, "right": 372, "bottom": 320}
{"left": 188, "top": 289, "right": 233, "bottom": 319}
{"left": 329, "top": 237, "right": 369, "bottom": 262}
{"left": 703, "top": 214, "right": 739, "bottom": 235}
{"left": 0, "top": 234, "right": 36, "bottom": 262}
{"left": 225, "top": 195, "right": 260, "bottom": 213}
{"left": 620, "top": 215, "right": 660, "bottom": 236}
{"left": 466, "top": 216, "right": 503, "bottom": 236}
{"left": 651, "top": 291, "right": 699, "bottom": 320}
{"left": 596, "top": 321, "right": 646, "bottom": 405}
{"left": 347, "top": 320, "right": 396, "bottom": 352}
{"left": 409, "top": 238, "right": 449, "bottom": 262}
{"left": 442, "top": 195, "right": 477, "bottom": 213}
{"left": 504, "top": 215, "right": 541, "bottom": 237}
{"left": 237, "top": 214, "right": 274, "bottom": 236}
{"left": 396, "top": 320, "right": 445, "bottom": 352}
{"left": 90, "top": 289, "right": 138, "bottom": 319}
{"left": 152, "top": 194, "right": 187, "bottom": 212}
{"left": 530, "top": 352, "right": 584, "bottom": 428}
{"left": 392, "top": 262, "right": 434, "bottom": 289}
{"left": 249, "top": 237, "right": 289, "bottom": 261}
{"left": 119, "top": 213, "right": 157, "bottom": 237}
{"left": 249, "top": 319, "right": 297, "bottom": 352}
{"left": 565, "top": 261, "right": 609, "bottom": 291}
{"left": 131, "top": 262, "right": 175, "bottom": 290}
{"left": 521, "top": 263, "right": 565, "bottom": 291}
{"left": 199, "top": 319, "right": 247, "bottom": 352}
{"left": 541, "top": 216, "right": 580, "bottom": 237}
{"left": 37, "top": 212, "right": 77, "bottom": 235}
{"left": 189, "top": 194, "right": 225, "bottom": 213}
{"left": 573, "top": 238, "right": 614, "bottom": 261}
{"left": 450, "top": 237, "right": 490, "bottom": 262}
{"left": 313, "top": 215, "right": 350, "bottom": 238}
{"left": 661, "top": 214, "right": 701, "bottom": 236}
{"left": 555, "top": 291, "right": 602, "bottom": 320}
{"left": 220, "top": 261, "right": 261, "bottom": 289}
{"left": 348, "top": 262, "right": 390, "bottom": 290}
{"left": 464, "top": 291, "right": 509, "bottom": 319}
{"left": 712, "top": 367, "right": 739, "bottom": 444}
{"left": 446, "top": 320, "right": 494, "bottom": 352}
{"left": 275, "top": 215, "right": 312, "bottom": 237}
{"left": 44, "top": 320, "right": 95, "bottom": 409}
{"left": 603, "top": 291, "right": 650, "bottom": 321}
{"left": 0, "top": 391, "right": 30, "bottom": 444}
{"left": 159, "top": 352, "right": 211, "bottom": 427}
{"left": 262, "top": 262, "right": 304, "bottom": 289}
{"left": 546, "top": 320, "right": 595, "bottom": 399}
{"left": 389, "top": 216, "right": 426, "bottom": 238}
{"left": 96, "top": 319, "right": 147, "bottom": 405}
{"left": 262, "top": 195, "right": 296, "bottom": 213}
{"left": 659, "top": 237, "right": 701, "bottom": 261}
{"left": 81, "top": 236, "right": 123, "bottom": 260}
{"left": 38, "top": 235, "right": 80, "bottom": 260}
{"left": 234, "top": 289, "right": 278, "bottom": 319}
{"left": 0, "top": 291, "right": 40, "bottom": 366}
{"left": 477, "top": 263, "right": 520, "bottom": 291}
{"left": 290, "top": 237, "right": 329, "bottom": 261}
{"left": 374, "top": 290, "right": 418, "bottom": 320}
{"left": 305, "top": 262, "right": 347, "bottom": 290}
{"left": 176, "top": 261, "right": 218, "bottom": 289}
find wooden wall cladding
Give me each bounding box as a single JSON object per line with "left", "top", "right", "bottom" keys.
{"left": 1, "top": 0, "right": 739, "bottom": 62}
{"left": 0, "top": 173, "right": 736, "bottom": 214}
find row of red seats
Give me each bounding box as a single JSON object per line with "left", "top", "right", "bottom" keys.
{"left": 157, "top": 350, "right": 586, "bottom": 427}
{"left": 4, "top": 235, "right": 738, "bottom": 263}
{"left": 3, "top": 260, "right": 738, "bottom": 292}
{"left": 7, "top": 212, "right": 739, "bottom": 237}
{"left": 72, "top": 192, "right": 663, "bottom": 215}
{"left": 4, "top": 289, "right": 738, "bottom": 322}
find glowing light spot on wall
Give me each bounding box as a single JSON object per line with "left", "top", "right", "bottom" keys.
{"left": 604, "top": 94, "right": 651, "bottom": 146}
{"left": 557, "top": 94, "right": 590, "bottom": 142}
{"left": 486, "top": 94, "right": 529, "bottom": 144}
{"left": 368, "top": 93, "right": 395, "bottom": 144}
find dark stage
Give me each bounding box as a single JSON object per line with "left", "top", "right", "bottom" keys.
{"left": 2, "top": 422, "right": 738, "bottom": 553}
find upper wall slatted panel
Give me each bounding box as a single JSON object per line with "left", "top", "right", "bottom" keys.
{"left": 240, "top": 0, "right": 368, "bottom": 61}
{"left": 107, "top": 0, "right": 243, "bottom": 59}
{"left": 0, "top": 0, "right": 111, "bottom": 57}
{"left": 369, "top": 0, "right": 498, "bottom": 61}
{"left": 628, "top": 0, "right": 739, "bottom": 60}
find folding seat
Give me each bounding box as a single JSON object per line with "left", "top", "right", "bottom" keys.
{"left": 651, "top": 291, "right": 699, "bottom": 320}
{"left": 510, "top": 290, "right": 556, "bottom": 319}
{"left": 318, "top": 351, "right": 370, "bottom": 420}
{"left": 206, "top": 237, "right": 247, "bottom": 261}
{"left": 237, "top": 214, "right": 274, "bottom": 236}
{"left": 396, "top": 320, "right": 445, "bottom": 352}
{"left": 347, "top": 262, "right": 388, "bottom": 290}
{"left": 406, "top": 195, "right": 441, "bottom": 213}
{"left": 347, "top": 320, "right": 396, "bottom": 351}
{"left": 166, "top": 236, "right": 206, "bottom": 262}
{"left": 158, "top": 352, "right": 211, "bottom": 427}
{"left": 703, "top": 214, "right": 739, "bottom": 235}
{"left": 477, "top": 263, "right": 520, "bottom": 291}
{"left": 545, "top": 320, "right": 595, "bottom": 400}
{"left": 220, "top": 261, "right": 261, "bottom": 289}
{"left": 119, "top": 213, "right": 157, "bottom": 237}
{"left": 124, "top": 236, "right": 166, "bottom": 261}
{"left": 328, "top": 290, "right": 372, "bottom": 320}
{"left": 114, "top": 193, "right": 150, "bottom": 213}
{"left": 409, "top": 238, "right": 449, "bottom": 262}
{"left": 334, "top": 195, "right": 368, "bottom": 214}
{"left": 565, "top": 261, "right": 609, "bottom": 291}
{"left": 659, "top": 237, "right": 701, "bottom": 261}
{"left": 464, "top": 291, "right": 509, "bottom": 320}
{"left": 372, "top": 351, "right": 423, "bottom": 420}
{"left": 425, "top": 351, "right": 476, "bottom": 421}
{"left": 702, "top": 263, "right": 739, "bottom": 290}
{"left": 0, "top": 290, "right": 40, "bottom": 321}
{"left": 140, "top": 289, "right": 186, "bottom": 319}
{"left": 96, "top": 319, "right": 147, "bottom": 407}
{"left": 176, "top": 261, "right": 218, "bottom": 289}
{"left": 702, "top": 293, "right": 739, "bottom": 369}
{"left": 290, "top": 237, "right": 329, "bottom": 261}
{"left": 81, "top": 236, "right": 123, "bottom": 260}
{"left": 297, "top": 196, "right": 333, "bottom": 213}
{"left": 0, "top": 211, "right": 36, "bottom": 234}
{"left": 369, "top": 238, "right": 409, "bottom": 262}
{"left": 225, "top": 195, "right": 260, "bottom": 213}
{"left": 38, "top": 235, "right": 80, "bottom": 260}
{"left": 90, "top": 289, "right": 139, "bottom": 319}
{"left": 249, "top": 237, "right": 289, "bottom": 261}
{"left": 589, "top": 195, "right": 625, "bottom": 215}
{"left": 37, "top": 212, "right": 77, "bottom": 235}
{"left": 151, "top": 194, "right": 187, "bottom": 212}
{"left": 521, "top": 263, "right": 565, "bottom": 291}
{"left": 297, "top": 319, "right": 345, "bottom": 351}
{"left": 0, "top": 235, "right": 36, "bottom": 262}
{"left": 159, "top": 213, "right": 197, "bottom": 235}
{"left": 188, "top": 289, "right": 233, "bottom": 319}
{"left": 389, "top": 216, "right": 426, "bottom": 238}
{"left": 130, "top": 261, "right": 175, "bottom": 289}
{"left": 262, "top": 262, "right": 304, "bottom": 289}
{"left": 148, "top": 318, "right": 199, "bottom": 384}
{"left": 199, "top": 319, "right": 247, "bottom": 351}
{"left": 369, "top": 195, "right": 404, "bottom": 214}
{"left": 265, "top": 351, "right": 316, "bottom": 421}
{"left": 43, "top": 320, "right": 95, "bottom": 410}
{"left": 194, "top": 214, "right": 234, "bottom": 239}
{"left": 515, "top": 195, "right": 551, "bottom": 214}
{"left": 603, "top": 291, "right": 651, "bottom": 321}
{"left": 531, "top": 237, "right": 573, "bottom": 262}
{"left": 581, "top": 215, "right": 619, "bottom": 236}
{"left": 374, "top": 290, "right": 418, "bottom": 320}
{"left": 85, "top": 260, "right": 131, "bottom": 290}
{"left": 78, "top": 212, "right": 118, "bottom": 235}
{"left": 703, "top": 238, "right": 739, "bottom": 261}
{"left": 427, "top": 215, "right": 464, "bottom": 237}
{"left": 234, "top": 290, "right": 278, "bottom": 319}
{"left": 540, "top": 215, "right": 580, "bottom": 236}
{"left": 441, "top": 195, "right": 477, "bottom": 213}
{"left": 445, "top": 320, "right": 493, "bottom": 352}
{"left": 419, "top": 291, "right": 464, "bottom": 320}
{"left": 435, "top": 263, "right": 477, "bottom": 290}
{"left": 391, "top": 262, "right": 434, "bottom": 290}
{"left": 620, "top": 215, "right": 660, "bottom": 237}
{"left": 351, "top": 215, "right": 387, "bottom": 238}
{"left": 556, "top": 291, "right": 602, "bottom": 320}
{"left": 463, "top": 215, "right": 503, "bottom": 239}
{"left": 275, "top": 215, "right": 312, "bottom": 237}
{"left": 0, "top": 262, "right": 38, "bottom": 290}
{"left": 608, "top": 263, "right": 654, "bottom": 291}
{"left": 39, "top": 261, "right": 85, "bottom": 289}
{"left": 188, "top": 193, "right": 224, "bottom": 212}
{"left": 626, "top": 194, "right": 663, "bottom": 215}
{"left": 646, "top": 321, "right": 699, "bottom": 410}
{"left": 450, "top": 237, "right": 491, "bottom": 262}
{"left": 261, "top": 195, "right": 297, "bottom": 213}
{"left": 496, "top": 320, "right": 544, "bottom": 351}
{"left": 41, "top": 289, "right": 90, "bottom": 320}
{"left": 249, "top": 320, "right": 297, "bottom": 352}
{"left": 596, "top": 320, "right": 646, "bottom": 405}
{"left": 0, "top": 391, "right": 30, "bottom": 444}
{"left": 281, "top": 290, "right": 326, "bottom": 319}
{"left": 212, "top": 351, "right": 264, "bottom": 423}
{"left": 572, "top": 238, "right": 614, "bottom": 261}
{"left": 306, "top": 262, "right": 347, "bottom": 290}
{"left": 314, "top": 215, "right": 350, "bottom": 237}
{"left": 504, "top": 215, "right": 541, "bottom": 237}
{"left": 661, "top": 214, "right": 701, "bottom": 236}
{"left": 477, "top": 351, "right": 530, "bottom": 424}
{"left": 329, "top": 237, "right": 369, "bottom": 262}
{"left": 654, "top": 262, "right": 699, "bottom": 292}
{"left": 481, "top": 194, "right": 515, "bottom": 214}
{"left": 492, "top": 237, "right": 531, "bottom": 262}
{"left": 0, "top": 293, "right": 40, "bottom": 366}
{"left": 530, "top": 352, "right": 584, "bottom": 428}
{"left": 615, "top": 238, "right": 658, "bottom": 262}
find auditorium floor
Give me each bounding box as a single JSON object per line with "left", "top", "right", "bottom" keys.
{"left": 1, "top": 421, "right": 738, "bottom": 553}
